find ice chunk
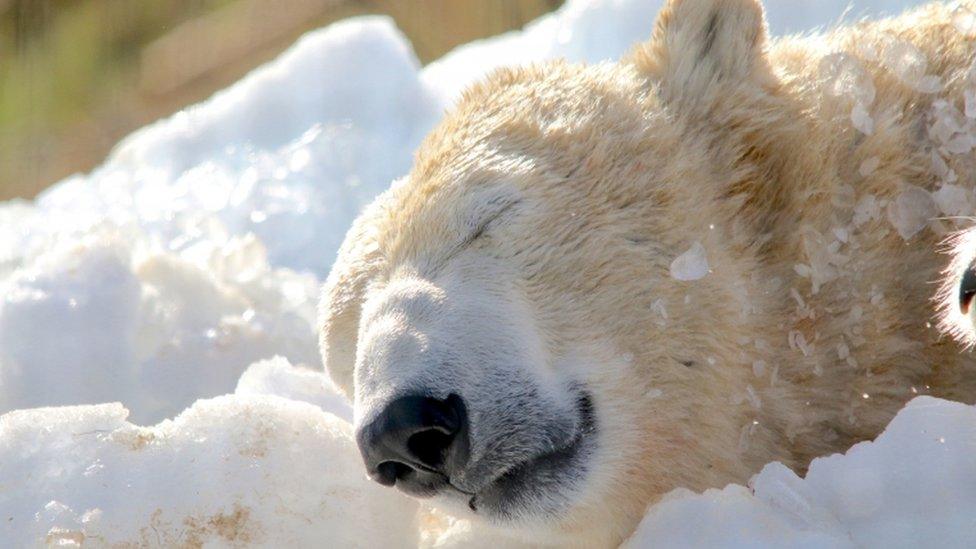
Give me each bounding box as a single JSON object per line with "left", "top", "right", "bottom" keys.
{"left": 966, "top": 89, "right": 976, "bottom": 119}
{"left": 880, "top": 35, "right": 928, "bottom": 86}
{"left": 623, "top": 484, "right": 852, "bottom": 548}
{"left": 932, "top": 149, "right": 951, "bottom": 179}
{"left": 946, "top": 134, "right": 973, "bottom": 155}
{"left": 801, "top": 226, "right": 842, "bottom": 294}
{"left": 953, "top": 5, "right": 976, "bottom": 37}
{"left": 819, "top": 53, "right": 875, "bottom": 105}
{"left": 870, "top": 287, "right": 885, "bottom": 306}
{"left": 0, "top": 243, "right": 142, "bottom": 415}
{"left": 851, "top": 102, "right": 875, "bottom": 135}
{"left": 932, "top": 184, "right": 973, "bottom": 217}
{"left": 929, "top": 100, "right": 967, "bottom": 146}
{"left": 887, "top": 185, "right": 937, "bottom": 240}
{"left": 858, "top": 157, "right": 880, "bottom": 177}
{"left": 650, "top": 298, "right": 669, "bottom": 326}
{"left": 746, "top": 385, "right": 762, "bottom": 409}
{"left": 788, "top": 330, "right": 812, "bottom": 357}
{"left": 670, "top": 241, "right": 709, "bottom": 281}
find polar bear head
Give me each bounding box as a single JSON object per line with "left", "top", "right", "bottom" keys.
{"left": 320, "top": 0, "right": 783, "bottom": 544}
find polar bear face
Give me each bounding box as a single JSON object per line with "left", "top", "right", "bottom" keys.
{"left": 321, "top": 0, "right": 777, "bottom": 544}
{"left": 327, "top": 172, "right": 664, "bottom": 544}
{"left": 353, "top": 243, "right": 596, "bottom": 517}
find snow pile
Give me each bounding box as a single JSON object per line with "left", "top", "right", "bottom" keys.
{"left": 0, "top": 375, "right": 419, "bottom": 546}
{"left": 0, "top": 235, "right": 324, "bottom": 424}
{"left": 625, "top": 397, "right": 976, "bottom": 549}
{"left": 0, "top": 18, "right": 434, "bottom": 423}
{"left": 3, "top": 381, "right": 972, "bottom": 546}
{"left": 0, "top": 355, "right": 526, "bottom": 547}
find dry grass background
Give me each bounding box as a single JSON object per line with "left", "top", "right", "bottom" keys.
{"left": 0, "top": 0, "right": 562, "bottom": 200}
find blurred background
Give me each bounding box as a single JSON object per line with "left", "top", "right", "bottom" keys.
{"left": 0, "top": 0, "right": 563, "bottom": 201}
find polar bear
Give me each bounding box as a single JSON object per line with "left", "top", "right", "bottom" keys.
{"left": 319, "top": 0, "right": 976, "bottom": 545}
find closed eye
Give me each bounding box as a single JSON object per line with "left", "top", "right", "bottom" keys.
{"left": 463, "top": 198, "right": 521, "bottom": 246}
{"left": 428, "top": 195, "right": 522, "bottom": 276}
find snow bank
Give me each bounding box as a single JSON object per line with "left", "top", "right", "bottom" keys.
{"left": 2, "top": 389, "right": 972, "bottom": 547}
{"left": 0, "top": 392, "right": 419, "bottom": 547}
{"left": 0, "top": 232, "right": 322, "bottom": 424}
{"left": 0, "top": 17, "right": 428, "bottom": 422}
{"left": 0, "top": 354, "right": 524, "bottom": 547}
{"left": 624, "top": 397, "right": 976, "bottom": 549}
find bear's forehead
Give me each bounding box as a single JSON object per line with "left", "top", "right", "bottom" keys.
{"left": 367, "top": 60, "right": 666, "bottom": 271}
{"left": 409, "top": 63, "right": 658, "bottom": 189}
{"left": 413, "top": 62, "right": 654, "bottom": 180}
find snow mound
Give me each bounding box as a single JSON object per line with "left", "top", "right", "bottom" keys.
{"left": 624, "top": 397, "right": 976, "bottom": 548}
{"left": 0, "top": 394, "right": 419, "bottom": 547}
{"left": 2, "top": 393, "right": 971, "bottom": 547}
{"left": 235, "top": 356, "right": 353, "bottom": 422}
{"left": 0, "top": 17, "right": 431, "bottom": 422}
{"left": 0, "top": 234, "right": 321, "bottom": 424}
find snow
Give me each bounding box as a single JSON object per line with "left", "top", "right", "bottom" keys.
{"left": 879, "top": 35, "right": 930, "bottom": 88}
{"left": 932, "top": 183, "right": 973, "bottom": 217}
{"left": 0, "top": 0, "right": 970, "bottom": 546}
{"left": 670, "top": 241, "right": 710, "bottom": 281}
{"left": 0, "top": 390, "right": 420, "bottom": 547}
{"left": 820, "top": 52, "right": 877, "bottom": 134}
{"left": 851, "top": 101, "right": 876, "bottom": 135}
{"left": 821, "top": 53, "right": 877, "bottom": 105}
{"left": 650, "top": 298, "right": 669, "bottom": 326}
{"left": 953, "top": 4, "right": 976, "bottom": 37}
{"left": 235, "top": 356, "right": 353, "bottom": 422}
{"left": 887, "top": 185, "right": 939, "bottom": 240}
{"left": 624, "top": 397, "right": 976, "bottom": 549}
{"left": 5, "top": 387, "right": 971, "bottom": 546}
{"left": 0, "top": 234, "right": 322, "bottom": 424}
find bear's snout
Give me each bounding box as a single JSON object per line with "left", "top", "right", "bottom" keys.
{"left": 356, "top": 393, "right": 470, "bottom": 497}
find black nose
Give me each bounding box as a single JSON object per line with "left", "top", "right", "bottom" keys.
{"left": 357, "top": 394, "right": 469, "bottom": 496}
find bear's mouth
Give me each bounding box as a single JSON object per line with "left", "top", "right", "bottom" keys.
{"left": 465, "top": 392, "right": 596, "bottom": 519}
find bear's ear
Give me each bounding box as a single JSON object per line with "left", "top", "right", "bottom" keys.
{"left": 632, "top": 0, "right": 773, "bottom": 105}
{"left": 318, "top": 200, "right": 387, "bottom": 399}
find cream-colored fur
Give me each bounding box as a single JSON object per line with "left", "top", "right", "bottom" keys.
{"left": 320, "top": 1, "right": 976, "bottom": 545}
